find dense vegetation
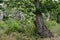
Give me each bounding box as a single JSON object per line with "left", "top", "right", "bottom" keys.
{"left": 0, "top": 0, "right": 60, "bottom": 40}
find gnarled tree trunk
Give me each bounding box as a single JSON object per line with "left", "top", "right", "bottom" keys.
{"left": 34, "top": 0, "right": 53, "bottom": 38}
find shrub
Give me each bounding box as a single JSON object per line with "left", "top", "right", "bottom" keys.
{"left": 0, "top": 18, "right": 35, "bottom": 35}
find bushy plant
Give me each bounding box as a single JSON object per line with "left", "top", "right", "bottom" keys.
{"left": 0, "top": 21, "right": 7, "bottom": 34}
{"left": 4, "top": 18, "right": 22, "bottom": 34}
{"left": 46, "top": 20, "right": 60, "bottom": 35}
{"left": 0, "top": 17, "right": 35, "bottom": 35}
{"left": 46, "top": 21, "right": 57, "bottom": 28}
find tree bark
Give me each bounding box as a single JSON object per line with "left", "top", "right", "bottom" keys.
{"left": 34, "top": 0, "right": 54, "bottom": 38}
{"left": 57, "top": 12, "right": 60, "bottom": 23}
{"left": 0, "top": 10, "right": 3, "bottom": 21}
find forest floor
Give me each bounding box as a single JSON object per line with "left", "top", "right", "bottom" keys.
{"left": 0, "top": 32, "right": 60, "bottom": 40}
{"left": 0, "top": 21, "right": 60, "bottom": 40}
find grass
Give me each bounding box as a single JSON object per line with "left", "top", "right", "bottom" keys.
{"left": 0, "top": 20, "right": 60, "bottom": 40}
{"left": 0, "top": 32, "right": 60, "bottom": 40}
{"left": 46, "top": 20, "right": 60, "bottom": 36}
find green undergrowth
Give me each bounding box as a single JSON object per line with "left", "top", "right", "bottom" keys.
{"left": 0, "top": 18, "right": 35, "bottom": 35}
{"left": 0, "top": 18, "right": 60, "bottom": 40}
{"left": 46, "top": 20, "right": 60, "bottom": 36}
